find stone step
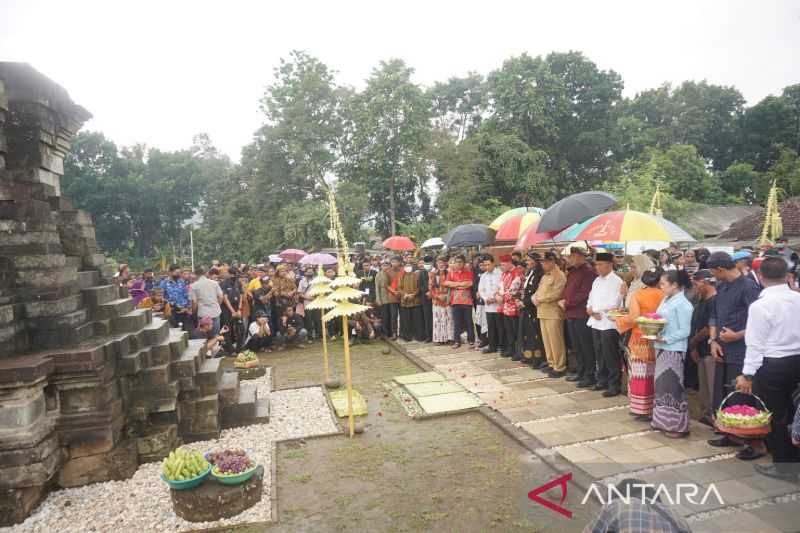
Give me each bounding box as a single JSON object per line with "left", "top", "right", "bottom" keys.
{"left": 110, "top": 308, "right": 151, "bottom": 334}
{"left": 14, "top": 266, "right": 78, "bottom": 289}
{"left": 197, "top": 358, "right": 222, "bottom": 396}
{"left": 254, "top": 397, "right": 270, "bottom": 424}
{"left": 143, "top": 317, "right": 170, "bottom": 345}
{"left": 168, "top": 329, "right": 188, "bottom": 359}
{"left": 138, "top": 363, "right": 171, "bottom": 387}
{"left": 82, "top": 284, "right": 118, "bottom": 307}
{"left": 76, "top": 270, "right": 100, "bottom": 290}
{"left": 92, "top": 298, "right": 134, "bottom": 320}
{"left": 221, "top": 384, "right": 256, "bottom": 428}
{"left": 130, "top": 382, "right": 179, "bottom": 413}
{"left": 64, "top": 256, "right": 83, "bottom": 270}
{"left": 219, "top": 371, "right": 240, "bottom": 406}
{"left": 26, "top": 308, "right": 87, "bottom": 331}
{"left": 170, "top": 341, "right": 203, "bottom": 380}
{"left": 22, "top": 293, "right": 82, "bottom": 319}
{"left": 148, "top": 340, "right": 172, "bottom": 367}
{"left": 30, "top": 320, "right": 94, "bottom": 349}
{"left": 119, "top": 347, "right": 152, "bottom": 376}
{"left": 98, "top": 263, "right": 115, "bottom": 283}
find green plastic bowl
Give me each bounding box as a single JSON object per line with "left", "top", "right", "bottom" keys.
{"left": 211, "top": 463, "right": 258, "bottom": 485}
{"left": 160, "top": 464, "right": 212, "bottom": 490}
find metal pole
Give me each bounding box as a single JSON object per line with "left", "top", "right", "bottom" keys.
{"left": 190, "top": 230, "right": 195, "bottom": 272}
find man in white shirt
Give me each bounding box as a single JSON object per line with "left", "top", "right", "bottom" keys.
{"left": 736, "top": 257, "right": 800, "bottom": 481}
{"left": 478, "top": 255, "right": 503, "bottom": 354}
{"left": 587, "top": 253, "right": 624, "bottom": 397}
{"left": 190, "top": 266, "right": 224, "bottom": 336}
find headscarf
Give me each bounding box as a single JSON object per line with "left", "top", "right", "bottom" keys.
{"left": 626, "top": 254, "right": 655, "bottom": 308}
{"left": 128, "top": 278, "right": 148, "bottom": 307}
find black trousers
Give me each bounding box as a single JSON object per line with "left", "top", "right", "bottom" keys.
{"left": 386, "top": 303, "right": 400, "bottom": 338}
{"left": 305, "top": 309, "right": 323, "bottom": 340}
{"left": 452, "top": 304, "right": 475, "bottom": 345}
{"left": 485, "top": 312, "right": 503, "bottom": 351}
{"left": 503, "top": 315, "right": 518, "bottom": 355}
{"left": 713, "top": 360, "right": 744, "bottom": 413}
{"left": 422, "top": 300, "right": 433, "bottom": 342}
{"left": 244, "top": 334, "right": 272, "bottom": 351}
{"left": 754, "top": 355, "right": 800, "bottom": 465}
{"left": 399, "top": 305, "right": 425, "bottom": 341}
{"left": 593, "top": 328, "right": 621, "bottom": 391}
{"left": 568, "top": 319, "right": 596, "bottom": 382}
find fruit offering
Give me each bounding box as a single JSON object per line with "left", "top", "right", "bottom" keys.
{"left": 235, "top": 351, "right": 257, "bottom": 364}
{"left": 207, "top": 448, "right": 255, "bottom": 476}
{"left": 636, "top": 312, "right": 667, "bottom": 337}
{"left": 162, "top": 447, "right": 209, "bottom": 481}
{"left": 717, "top": 404, "right": 772, "bottom": 428}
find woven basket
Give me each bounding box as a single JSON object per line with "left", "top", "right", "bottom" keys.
{"left": 714, "top": 391, "right": 771, "bottom": 438}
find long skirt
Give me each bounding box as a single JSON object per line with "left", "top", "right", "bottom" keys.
{"left": 652, "top": 349, "right": 690, "bottom": 434}
{"left": 627, "top": 329, "right": 656, "bottom": 415}
{"left": 517, "top": 309, "right": 543, "bottom": 361}
{"left": 432, "top": 305, "right": 453, "bottom": 343}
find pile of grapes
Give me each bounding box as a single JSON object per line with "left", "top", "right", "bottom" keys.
{"left": 162, "top": 447, "right": 209, "bottom": 481}
{"left": 207, "top": 448, "right": 255, "bottom": 476}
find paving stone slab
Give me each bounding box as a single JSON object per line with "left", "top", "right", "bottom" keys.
{"left": 393, "top": 372, "right": 446, "bottom": 385}
{"left": 751, "top": 500, "right": 800, "bottom": 532}
{"left": 434, "top": 362, "right": 491, "bottom": 378}
{"left": 519, "top": 408, "right": 637, "bottom": 447}
{"left": 405, "top": 380, "right": 465, "bottom": 397}
{"left": 426, "top": 352, "right": 499, "bottom": 365}
{"left": 690, "top": 511, "right": 782, "bottom": 533}
{"left": 416, "top": 391, "right": 483, "bottom": 415}
{"left": 473, "top": 359, "right": 526, "bottom": 372}
{"left": 479, "top": 390, "right": 531, "bottom": 410}
{"left": 450, "top": 372, "right": 508, "bottom": 393}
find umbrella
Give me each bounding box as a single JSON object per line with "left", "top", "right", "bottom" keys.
{"left": 443, "top": 224, "right": 495, "bottom": 248}
{"left": 495, "top": 210, "right": 545, "bottom": 241}
{"left": 538, "top": 191, "right": 617, "bottom": 233}
{"left": 383, "top": 236, "right": 416, "bottom": 251}
{"left": 268, "top": 254, "right": 283, "bottom": 264}
{"left": 489, "top": 207, "right": 545, "bottom": 230}
{"left": 553, "top": 210, "right": 696, "bottom": 243}
{"left": 300, "top": 253, "right": 337, "bottom": 266}
{"left": 420, "top": 237, "right": 445, "bottom": 249}
{"left": 279, "top": 248, "right": 307, "bottom": 262}
{"left": 513, "top": 221, "right": 560, "bottom": 251}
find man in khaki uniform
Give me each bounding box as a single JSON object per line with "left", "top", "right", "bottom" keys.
{"left": 533, "top": 252, "right": 567, "bottom": 377}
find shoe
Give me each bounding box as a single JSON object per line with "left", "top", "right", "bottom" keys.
{"left": 708, "top": 435, "right": 741, "bottom": 448}
{"left": 576, "top": 380, "right": 595, "bottom": 388}
{"left": 535, "top": 360, "right": 550, "bottom": 370}
{"left": 565, "top": 374, "right": 580, "bottom": 382}
{"left": 602, "top": 389, "right": 620, "bottom": 398}
{"left": 754, "top": 463, "right": 799, "bottom": 482}
{"left": 547, "top": 370, "right": 565, "bottom": 378}
{"left": 736, "top": 446, "right": 766, "bottom": 461}
{"left": 510, "top": 354, "right": 522, "bottom": 361}
{"left": 592, "top": 384, "right": 608, "bottom": 391}
{"left": 451, "top": 343, "right": 461, "bottom": 350}
{"left": 481, "top": 347, "right": 497, "bottom": 354}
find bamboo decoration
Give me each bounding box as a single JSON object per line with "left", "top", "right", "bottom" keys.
{"left": 304, "top": 266, "right": 336, "bottom": 382}
{"left": 649, "top": 183, "right": 663, "bottom": 218}
{"left": 323, "top": 186, "right": 369, "bottom": 437}
{"left": 758, "top": 180, "right": 783, "bottom": 247}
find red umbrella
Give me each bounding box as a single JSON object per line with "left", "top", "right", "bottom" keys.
{"left": 383, "top": 236, "right": 416, "bottom": 251}
{"left": 513, "top": 221, "right": 559, "bottom": 251}
{"left": 279, "top": 248, "right": 307, "bottom": 262}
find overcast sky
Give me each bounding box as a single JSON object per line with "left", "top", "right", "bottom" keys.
{"left": 1, "top": 0, "right": 798, "bottom": 160}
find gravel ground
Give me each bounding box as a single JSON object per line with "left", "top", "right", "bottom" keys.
{"left": 3, "top": 380, "right": 339, "bottom": 533}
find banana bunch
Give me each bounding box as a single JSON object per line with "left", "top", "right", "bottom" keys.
{"left": 162, "top": 447, "right": 209, "bottom": 481}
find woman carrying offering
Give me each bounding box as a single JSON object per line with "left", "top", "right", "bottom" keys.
{"left": 430, "top": 256, "right": 453, "bottom": 344}
{"left": 651, "top": 270, "right": 695, "bottom": 437}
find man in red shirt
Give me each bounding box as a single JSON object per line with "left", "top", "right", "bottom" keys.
{"left": 444, "top": 254, "right": 475, "bottom": 349}
{"left": 499, "top": 255, "right": 523, "bottom": 358}
{"left": 561, "top": 248, "right": 598, "bottom": 387}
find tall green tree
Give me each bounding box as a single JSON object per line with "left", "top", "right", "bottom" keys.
{"left": 339, "top": 59, "right": 431, "bottom": 236}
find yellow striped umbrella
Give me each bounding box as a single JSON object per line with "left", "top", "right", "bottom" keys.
{"left": 489, "top": 207, "right": 545, "bottom": 231}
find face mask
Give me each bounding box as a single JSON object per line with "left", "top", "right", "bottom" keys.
{"left": 404, "top": 266, "right": 413, "bottom": 273}
{"left": 424, "top": 264, "right": 432, "bottom": 271}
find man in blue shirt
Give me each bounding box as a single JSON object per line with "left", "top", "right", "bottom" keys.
{"left": 707, "top": 251, "right": 761, "bottom": 449}
{"left": 160, "top": 263, "right": 191, "bottom": 331}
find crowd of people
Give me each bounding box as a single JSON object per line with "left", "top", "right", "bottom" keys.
{"left": 118, "top": 238, "right": 800, "bottom": 482}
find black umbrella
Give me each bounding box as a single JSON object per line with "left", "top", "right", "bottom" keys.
{"left": 443, "top": 224, "right": 495, "bottom": 248}
{"left": 537, "top": 191, "right": 617, "bottom": 233}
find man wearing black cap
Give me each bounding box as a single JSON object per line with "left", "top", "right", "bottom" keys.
{"left": 562, "top": 247, "right": 598, "bottom": 387}
{"left": 706, "top": 251, "right": 762, "bottom": 450}
{"left": 587, "top": 252, "right": 624, "bottom": 397}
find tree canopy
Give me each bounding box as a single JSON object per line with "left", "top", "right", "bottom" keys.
{"left": 62, "top": 50, "right": 800, "bottom": 266}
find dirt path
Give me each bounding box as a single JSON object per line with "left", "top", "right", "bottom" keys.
{"left": 235, "top": 341, "right": 599, "bottom": 533}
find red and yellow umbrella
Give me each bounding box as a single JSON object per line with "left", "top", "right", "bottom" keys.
{"left": 489, "top": 207, "right": 545, "bottom": 231}
{"left": 513, "top": 221, "right": 560, "bottom": 250}
{"left": 553, "top": 210, "right": 696, "bottom": 242}
{"left": 495, "top": 211, "right": 545, "bottom": 241}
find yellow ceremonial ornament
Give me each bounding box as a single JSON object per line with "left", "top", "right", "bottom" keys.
{"left": 304, "top": 265, "right": 337, "bottom": 384}
{"left": 323, "top": 187, "right": 369, "bottom": 437}
{"left": 649, "top": 183, "right": 664, "bottom": 218}
{"left": 759, "top": 180, "right": 783, "bottom": 247}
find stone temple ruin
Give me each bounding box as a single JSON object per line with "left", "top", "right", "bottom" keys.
{"left": 0, "top": 63, "right": 268, "bottom": 526}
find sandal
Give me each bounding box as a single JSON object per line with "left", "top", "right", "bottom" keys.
{"left": 451, "top": 343, "right": 461, "bottom": 350}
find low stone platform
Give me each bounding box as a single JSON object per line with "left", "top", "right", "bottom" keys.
{"left": 170, "top": 465, "right": 264, "bottom": 522}
{"left": 235, "top": 365, "right": 267, "bottom": 380}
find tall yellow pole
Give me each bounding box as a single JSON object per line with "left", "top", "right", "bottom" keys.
{"left": 341, "top": 315, "right": 354, "bottom": 438}
{"left": 321, "top": 318, "right": 329, "bottom": 381}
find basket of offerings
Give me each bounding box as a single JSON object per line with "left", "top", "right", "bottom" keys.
{"left": 233, "top": 350, "right": 259, "bottom": 368}
{"left": 606, "top": 308, "right": 629, "bottom": 319}
{"left": 714, "top": 392, "right": 772, "bottom": 438}
{"left": 207, "top": 449, "right": 258, "bottom": 485}
{"left": 636, "top": 313, "right": 667, "bottom": 340}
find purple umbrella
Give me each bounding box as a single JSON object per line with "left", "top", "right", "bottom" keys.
{"left": 300, "top": 253, "right": 337, "bottom": 266}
